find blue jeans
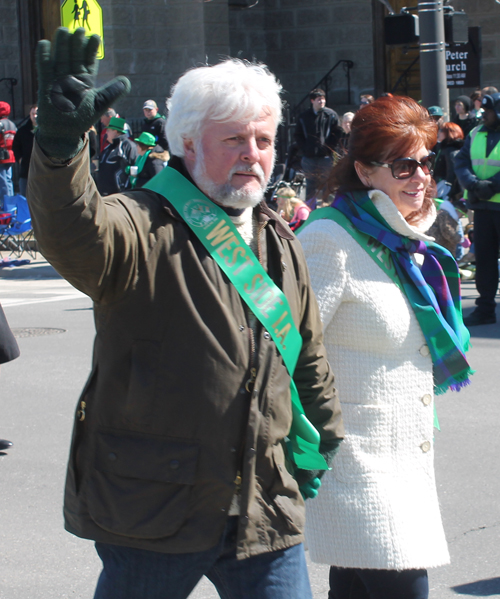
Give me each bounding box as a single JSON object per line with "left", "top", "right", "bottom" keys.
{"left": 94, "top": 517, "right": 312, "bottom": 599}
{"left": 328, "top": 566, "right": 429, "bottom": 599}
{"left": 0, "top": 163, "right": 13, "bottom": 207}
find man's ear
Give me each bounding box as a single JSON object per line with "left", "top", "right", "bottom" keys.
{"left": 354, "top": 161, "right": 372, "bottom": 188}
{"left": 183, "top": 138, "right": 196, "bottom": 164}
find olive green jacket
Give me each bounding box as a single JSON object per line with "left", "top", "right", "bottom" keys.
{"left": 27, "top": 140, "right": 344, "bottom": 559}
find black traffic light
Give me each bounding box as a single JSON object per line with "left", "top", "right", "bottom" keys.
{"left": 384, "top": 13, "right": 419, "bottom": 45}
{"left": 444, "top": 11, "right": 468, "bottom": 45}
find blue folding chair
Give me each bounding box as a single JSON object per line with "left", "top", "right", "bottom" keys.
{"left": 0, "top": 197, "right": 17, "bottom": 252}
{"left": 1, "top": 195, "right": 37, "bottom": 259}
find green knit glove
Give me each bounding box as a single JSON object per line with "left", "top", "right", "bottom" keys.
{"left": 36, "top": 27, "right": 131, "bottom": 159}
{"left": 300, "top": 477, "right": 321, "bottom": 500}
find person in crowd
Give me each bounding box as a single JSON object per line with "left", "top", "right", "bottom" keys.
{"left": 453, "top": 95, "right": 478, "bottom": 138}
{"left": 434, "top": 121, "right": 464, "bottom": 200}
{"left": 359, "top": 94, "right": 374, "bottom": 108}
{"left": 298, "top": 95, "right": 472, "bottom": 599}
{"left": 0, "top": 102, "right": 17, "bottom": 207}
{"left": 455, "top": 92, "right": 500, "bottom": 326}
{"left": 275, "top": 186, "right": 311, "bottom": 231}
{"left": 335, "top": 112, "right": 354, "bottom": 157}
{"left": 96, "top": 116, "right": 137, "bottom": 195}
{"left": 482, "top": 86, "right": 498, "bottom": 98}
{"left": 141, "top": 99, "right": 169, "bottom": 152}
{"left": 295, "top": 88, "right": 343, "bottom": 200}
{"left": 128, "top": 131, "right": 168, "bottom": 188}
{"left": 98, "top": 107, "right": 132, "bottom": 154}
{"left": 28, "top": 28, "right": 344, "bottom": 599}
{"left": 427, "top": 105, "right": 444, "bottom": 127}
{"left": 0, "top": 302, "right": 20, "bottom": 453}
{"left": 470, "top": 90, "right": 484, "bottom": 120}
{"left": 341, "top": 112, "right": 354, "bottom": 135}
{"left": 427, "top": 198, "right": 470, "bottom": 261}
{"left": 12, "top": 104, "right": 38, "bottom": 197}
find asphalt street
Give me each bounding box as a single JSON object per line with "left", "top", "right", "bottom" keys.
{"left": 0, "top": 256, "right": 499, "bottom": 599}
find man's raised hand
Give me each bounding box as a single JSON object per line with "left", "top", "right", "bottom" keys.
{"left": 36, "top": 27, "right": 131, "bottom": 159}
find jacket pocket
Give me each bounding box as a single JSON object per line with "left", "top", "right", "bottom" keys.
{"left": 268, "top": 443, "right": 304, "bottom": 535}
{"left": 88, "top": 431, "right": 199, "bottom": 539}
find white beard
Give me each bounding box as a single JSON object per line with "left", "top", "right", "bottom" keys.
{"left": 191, "top": 143, "right": 272, "bottom": 209}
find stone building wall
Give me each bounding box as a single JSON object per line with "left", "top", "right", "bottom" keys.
{"left": 5, "top": 0, "right": 500, "bottom": 124}
{"left": 451, "top": 0, "right": 500, "bottom": 91}
{"left": 0, "top": 0, "right": 23, "bottom": 120}
{"left": 228, "top": 0, "right": 375, "bottom": 113}
{"left": 95, "top": 0, "right": 230, "bottom": 121}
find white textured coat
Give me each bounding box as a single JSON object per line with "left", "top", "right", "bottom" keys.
{"left": 298, "top": 190, "right": 450, "bottom": 570}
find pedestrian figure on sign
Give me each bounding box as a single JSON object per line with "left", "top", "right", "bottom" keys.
{"left": 72, "top": 0, "right": 81, "bottom": 26}
{"left": 82, "top": 0, "right": 91, "bottom": 30}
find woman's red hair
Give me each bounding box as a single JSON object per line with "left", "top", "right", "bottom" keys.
{"left": 329, "top": 95, "right": 438, "bottom": 224}
{"left": 439, "top": 121, "right": 464, "bottom": 142}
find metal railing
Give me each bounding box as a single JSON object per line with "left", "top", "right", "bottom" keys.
{"left": 291, "top": 60, "right": 355, "bottom": 119}
{"left": 391, "top": 54, "right": 420, "bottom": 95}
{"left": 274, "top": 60, "right": 354, "bottom": 165}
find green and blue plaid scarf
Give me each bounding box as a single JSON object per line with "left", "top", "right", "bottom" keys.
{"left": 333, "top": 191, "right": 473, "bottom": 395}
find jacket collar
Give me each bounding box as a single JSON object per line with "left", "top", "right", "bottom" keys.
{"left": 161, "top": 156, "right": 294, "bottom": 240}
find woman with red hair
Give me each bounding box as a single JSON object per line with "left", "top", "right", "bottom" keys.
{"left": 298, "top": 96, "right": 472, "bottom": 599}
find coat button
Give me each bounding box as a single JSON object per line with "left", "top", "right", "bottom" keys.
{"left": 421, "top": 394, "right": 432, "bottom": 406}
{"left": 419, "top": 344, "right": 430, "bottom": 357}
{"left": 281, "top": 261, "right": 287, "bottom": 271}
{"left": 248, "top": 447, "right": 255, "bottom": 454}
{"left": 239, "top": 325, "right": 245, "bottom": 332}
{"left": 263, "top": 331, "right": 270, "bottom": 340}
{"left": 169, "top": 459, "right": 180, "bottom": 469}
{"left": 420, "top": 441, "right": 431, "bottom": 453}
{"left": 108, "top": 452, "right": 117, "bottom": 461}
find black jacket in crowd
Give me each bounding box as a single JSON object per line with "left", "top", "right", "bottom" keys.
{"left": 134, "top": 148, "right": 169, "bottom": 188}
{"left": 97, "top": 134, "right": 137, "bottom": 196}
{"left": 141, "top": 115, "right": 169, "bottom": 152}
{"left": 12, "top": 118, "right": 35, "bottom": 179}
{"left": 434, "top": 138, "right": 463, "bottom": 185}
{"left": 453, "top": 115, "right": 479, "bottom": 139}
{"left": 295, "top": 107, "right": 342, "bottom": 158}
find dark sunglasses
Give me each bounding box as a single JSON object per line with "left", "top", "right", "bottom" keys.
{"left": 371, "top": 152, "right": 435, "bottom": 179}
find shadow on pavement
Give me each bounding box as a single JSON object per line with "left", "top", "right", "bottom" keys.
{"left": 451, "top": 577, "right": 500, "bottom": 596}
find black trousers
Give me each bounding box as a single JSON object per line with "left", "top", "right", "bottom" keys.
{"left": 473, "top": 209, "right": 500, "bottom": 315}
{"left": 328, "top": 566, "right": 429, "bottom": 599}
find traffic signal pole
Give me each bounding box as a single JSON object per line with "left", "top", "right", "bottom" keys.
{"left": 418, "top": 1, "right": 449, "bottom": 118}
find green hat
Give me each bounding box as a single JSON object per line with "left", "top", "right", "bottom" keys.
{"left": 428, "top": 106, "right": 443, "bottom": 117}
{"left": 107, "top": 117, "right": 127, "bottom": 134}
{"left": 134, "top": 131, "right": 156, "bottom": 147}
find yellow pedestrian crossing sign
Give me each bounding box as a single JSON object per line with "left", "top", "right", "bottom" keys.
{"left": 61, "top": 0, "right": 104, "bottom": 59}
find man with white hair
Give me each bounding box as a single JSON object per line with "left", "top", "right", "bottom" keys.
{"left": 27, "top": 28, "right": 343, "bottom": 599}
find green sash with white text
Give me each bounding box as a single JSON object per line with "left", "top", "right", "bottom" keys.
{"left": 144, "top": 167, "right": 328, "bottom": 470}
